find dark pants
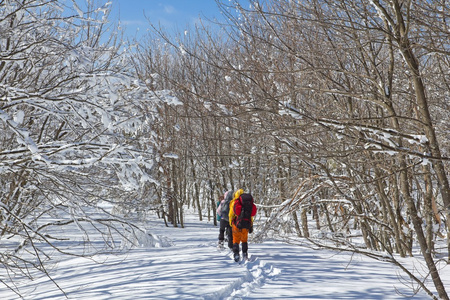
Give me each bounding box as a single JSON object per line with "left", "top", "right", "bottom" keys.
{"left": 218, "top": 219, "right": 233, "bottom": 249}
{"left": 233, "top": 242, "right": 248, "bottom": 255}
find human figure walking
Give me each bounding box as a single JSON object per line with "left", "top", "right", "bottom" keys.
{"left": 217, "top": 190, "right": 233, "bottom": 249}
{"left": 229, "top": 189, "right": 257, "bottom": 262}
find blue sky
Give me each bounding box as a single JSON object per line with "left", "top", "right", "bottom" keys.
{"left": 109, "top": 0, "right": 225, "bottom": 37}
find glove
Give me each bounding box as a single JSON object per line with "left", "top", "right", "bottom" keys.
{"left": 249, "top": 225, "right": 253, "bottom": 234}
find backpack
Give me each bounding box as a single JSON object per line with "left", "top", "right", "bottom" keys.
{"left": 219, "top": 190, "right": 233, "bottom": 221}
{"left": 220, "top": 199, "right": 231, "bottom": 221}
{"left": 216, "top": 201, "right": 222, "bottom": 221}
{"left": 235, "top": 193, "right": 253, "bottom": 229}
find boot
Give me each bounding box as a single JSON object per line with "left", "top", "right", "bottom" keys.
{"left": 218, "top": 240, "right": 224, "bottom": 249}
{"left": 242, "top": 242, "right": 248, "bottom": 260}
{"left": 232, "top": 243, "right": 240, "bottom": 262}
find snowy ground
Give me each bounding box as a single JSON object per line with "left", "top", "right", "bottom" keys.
{"left": 1, "top": 211, "right": 448, "bottom": 299}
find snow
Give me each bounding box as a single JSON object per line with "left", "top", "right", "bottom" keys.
{"left": 1, "top": 211, "right": 444, "bottom": 300}
{"left": 162, "top": 153, "right": 179, "bottom": 159}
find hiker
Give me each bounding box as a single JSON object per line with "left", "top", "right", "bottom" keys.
{"left": 229, "top": 189, "right": 257, "bottom": 262}
{"left": 216, "top": 194, "right": 224, "bottom": 222}
{"left": 217, "top": 190, "right": 233, "bottom": 249}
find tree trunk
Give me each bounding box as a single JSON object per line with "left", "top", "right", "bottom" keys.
{"left": 399, "top": 153, "right": 448, "bottom": 299}
{"left": 393, "top": 0, "right": 450, "bottom": 263}
{"left": 292, "top": 211, "right": 302, "bottom": 237}
{"left": 301, "top": 208, "right": 309, "bottom": 238}
{"left": 374, "top": 168, "right": 406, "bottom": 257}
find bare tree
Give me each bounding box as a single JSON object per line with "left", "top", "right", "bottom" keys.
{"left": 133, "top": 0, "right": 449, "bottom": 297}
{"left": 213, "top": 0, "right": 449, "bottom": 297}
{"left": 0, "top": 0, "right": 171, "bottom": 295}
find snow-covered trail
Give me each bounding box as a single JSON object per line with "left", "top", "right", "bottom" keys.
{"left": 1, "top": 215, "right": 280, "bottom": 300}
{"left": 238, "top": 241, "right": 417, "bottom": 300}
{"left": 0, "top": 212, "right": 443, "bottom": 299}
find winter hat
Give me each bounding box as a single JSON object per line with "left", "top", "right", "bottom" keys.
{"left": 234, "top": 189, "right": 244, "bottom": 200}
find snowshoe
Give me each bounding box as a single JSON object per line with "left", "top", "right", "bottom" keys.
{"left": 234, "top": 253, "right": 240, "bottom": 262}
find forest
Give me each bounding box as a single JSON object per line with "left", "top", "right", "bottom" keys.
{"left": 0, "top": 0, "right": 449, "bottom": 298}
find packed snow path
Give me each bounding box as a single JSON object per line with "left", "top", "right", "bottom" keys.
{"left": 0, "top": 213, "right": 444, "bottom": 299}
